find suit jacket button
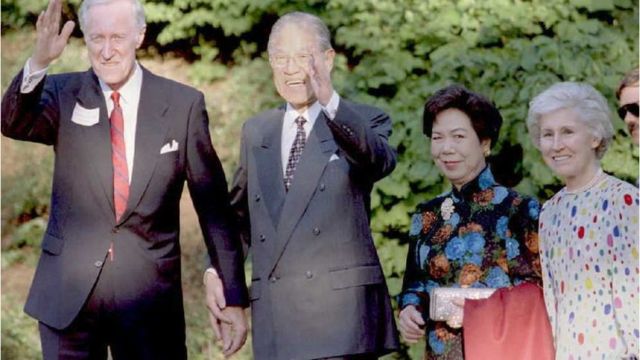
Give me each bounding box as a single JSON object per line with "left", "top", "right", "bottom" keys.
{"left": 94, "top": 261, "right": 103, "bottom": 268}
{"left": 319, "top": 183, "right": 325, "bottom": 191}
{"left": 269, "top": 276, "right": 278, "bottom": 283}
{"left": 313, "top": 228, "right": 320, "bottom": 235}
{"left": 259, "top": 234, "right": 266, "bottom": 242}
{"left": 255, "top": 194, "right": 261, "bottom": 202}
{"left": 112, "top": 228, "right": 119, "bottom": 233}
{"left": 305, "top": 271, "right": 313, "bottom": 279}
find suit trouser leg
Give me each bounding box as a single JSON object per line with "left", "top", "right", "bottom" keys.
{"left": 39, "top": 258, "right": 114, "bottom": 360}
{"left": 39, "top": 254, "right": 187, "bottom": 360}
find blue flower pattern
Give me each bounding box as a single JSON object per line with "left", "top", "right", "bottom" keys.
{"left": 446, "top": 212, "right": 460, "bottom": 228}
{"left": 400, "top": 167, "right": 541, "bottom": 359}
{"left": 444, "top": 237, "right": 466, "bottom": 260}
{"left": 491, "top": 186, "right": 508, "bottom": 204}
{"left": 409, "top": 213, "right": 422, "bottom": 236}
{"left": 428, "top": 331, "right": 446, "bottom": 355}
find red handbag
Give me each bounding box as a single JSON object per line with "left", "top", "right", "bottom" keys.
{"left": 462, "top": 282, "right": 555, "bottom": 360}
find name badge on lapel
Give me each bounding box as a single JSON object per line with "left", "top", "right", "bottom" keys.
{"left": 71, "top": 103, "right": 99, "bottom": 126}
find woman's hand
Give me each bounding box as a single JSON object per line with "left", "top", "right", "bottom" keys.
{"left": 398, "top": 305, "right": 426, "bottom": 343}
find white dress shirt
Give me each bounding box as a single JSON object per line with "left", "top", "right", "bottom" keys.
{"left": 281, "top": 91, "right": 340, "bottom": 176}
{"left": 21, "top": 59, "right": 143, "bottom": 182}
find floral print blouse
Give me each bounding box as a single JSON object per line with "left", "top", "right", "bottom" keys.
{"left": 539, "top": 174, "right": 639, "bottom": 359}
{"left": 400, "top": 167, "right": 542, "bottom": 359}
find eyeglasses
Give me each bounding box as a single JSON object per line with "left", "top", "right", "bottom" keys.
{"left": 617, "top": 103, "right": 639, "bottom": 119}
{"left": 269, "top": 53, "right": 314, "bottom": 68}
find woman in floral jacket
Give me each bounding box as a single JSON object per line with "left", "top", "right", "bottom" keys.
{"left": 398, "top": 85, "right": 542, "bottom": 359}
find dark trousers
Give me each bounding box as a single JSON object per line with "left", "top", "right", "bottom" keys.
{"left": 39, "top": 259, "right": 186, "bottom": 360}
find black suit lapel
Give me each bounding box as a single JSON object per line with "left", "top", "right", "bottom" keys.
{"left": 73, "top": 69, "right": 115, "bottom": 219}
{"left": 253, "top": 109, "right": 286, "bottom": 228}
{"left": 269, "top": 112, "right": 338, "bottom": 273}
{"left": 118, "top": 68, "right": 171, "bottom": 224}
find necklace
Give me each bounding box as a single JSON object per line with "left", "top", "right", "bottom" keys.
{"left": 565, "top": 168, "right": 605, "bottom": 194}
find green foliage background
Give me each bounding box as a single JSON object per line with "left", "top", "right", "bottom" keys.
{"left": 2, "top": 0, "right": 638, "bottom": 359}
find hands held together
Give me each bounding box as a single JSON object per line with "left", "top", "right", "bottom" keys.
{"left": 204, "top": 270, "right": 248, "bottom": 357}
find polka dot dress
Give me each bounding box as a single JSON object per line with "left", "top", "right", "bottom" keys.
{"left": 539, "top": 174, "right": 639, "bottom": 359}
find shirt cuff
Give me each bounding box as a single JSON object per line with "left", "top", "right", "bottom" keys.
{"left": 21, "top": 58, "right": 48, "bottom": 94}
{"left": 321, "top": 91, "right": 340, "bottom": 120}
{"left": 202, "top": 267, "right": 219, "bottom": 284}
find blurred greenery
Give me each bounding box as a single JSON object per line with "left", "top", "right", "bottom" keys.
{"left": 1, "top": 0, "right": 638, "bottom": 359}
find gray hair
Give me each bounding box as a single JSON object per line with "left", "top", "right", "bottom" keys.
{"left": 526, "top": 82, "right": 614, "bottom": 159}
{"left": 267, "top": 12, "right": 332, "bottom": 55}
{"left": 78, "top": 0, "right": 146, "bottom": 33}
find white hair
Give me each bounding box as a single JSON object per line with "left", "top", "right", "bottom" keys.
{"left": 78, "top": 0, "right": 146, "bottom": 33}
{"left": 267, "top": 12, "right": 332, "bottom": 55}
{"left": 526, "top": 82, "right": 614, "bottom": 159}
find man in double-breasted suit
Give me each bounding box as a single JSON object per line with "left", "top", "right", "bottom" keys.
{"left": 228, "top": 11, "right": 400, "bottom": 359}
{"left": 1, "top": 0, "right": 248, "bottom": 358}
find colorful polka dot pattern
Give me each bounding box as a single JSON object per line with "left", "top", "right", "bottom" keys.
{"left": 539, "top": 175, "right": 639, "bottom": 359}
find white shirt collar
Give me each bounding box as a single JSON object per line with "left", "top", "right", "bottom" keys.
{"left": 284, "top": 101, "right": 322, "bottom": 130}
{"left": 99, "top": 62, "right": 143, "bottom": 105}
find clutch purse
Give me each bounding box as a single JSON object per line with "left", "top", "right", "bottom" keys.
{"left": 429, "top": 287, "right": 496, "bottom": 322}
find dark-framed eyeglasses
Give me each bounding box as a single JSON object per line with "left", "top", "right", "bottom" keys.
{"left": 617, "top": 103, "right": 639, "bottom": 119}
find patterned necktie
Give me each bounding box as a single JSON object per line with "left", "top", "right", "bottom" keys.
{"left": 110, "top": 92, "right": 129, "bottom": 221}
{"left": 284, "top": 116, "right": 307, "bottom": 191}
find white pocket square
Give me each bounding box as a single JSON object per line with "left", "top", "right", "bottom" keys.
{"left": 71, "top": 103, "right": 99, "bottom": 127}
{"left": 329, "top": 154, "right": 340, "bottom": 162}
{"left": 160, "top": 140, "right": 179, "bottom": 154}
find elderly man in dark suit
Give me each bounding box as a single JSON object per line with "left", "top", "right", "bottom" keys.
{"left": 1, "top": 0, "right": 248, "bottom": 358}
{"left": 227, "top": 11, "right": 400, "bottom": 360}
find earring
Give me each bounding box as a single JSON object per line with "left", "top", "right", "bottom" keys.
{"left": 484, "top": 149, "right": 490, "bottom": 157}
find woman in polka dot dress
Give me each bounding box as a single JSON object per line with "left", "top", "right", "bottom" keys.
{"left": 527, "top": 82, "right": 639, "bottom": 359}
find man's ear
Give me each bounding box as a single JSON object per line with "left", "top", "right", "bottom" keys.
{"left": 324, "top": 48, "right": 335, "bottom": 72}
{"left": 136, "top": 26, "right": 146, "bottom": 49}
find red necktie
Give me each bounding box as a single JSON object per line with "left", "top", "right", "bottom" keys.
{"left": 110, "top": 92, "right": 129, "bottom": 221}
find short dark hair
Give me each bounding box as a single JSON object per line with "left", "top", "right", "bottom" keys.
{"left": 423, "top": 85, "right": 503, "bottom": 147}
{"left": 616, "top": 68, "right": 639, "bottom": 100}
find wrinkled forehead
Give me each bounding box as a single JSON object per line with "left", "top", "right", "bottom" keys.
{"left": 270, "top": 24, "right": 320, "bottom": 54}
{"left": 84, "top": 1, "right": 138, "bottom": 33}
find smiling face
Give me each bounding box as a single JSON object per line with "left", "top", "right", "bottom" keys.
{"left": 431, "top": 108, "right": 490, "bottom": 189}
{"left": 84, "top": 0, "right": 145, "bottom": 90}
{"left": 538, "top": 108, "right": 601, "bottom": 189}
{"left": 619, "top": 85, "right": 639, "bottom": 145}
{"left": 268, "top": 23, "right": 334, "bottom": 111}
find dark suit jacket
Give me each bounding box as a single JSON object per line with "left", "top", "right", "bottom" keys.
{"left": 230, "top": 99, "right": 400, "bottom": 359}
{"left": 1, "top": 67, "right": 248, "bottom": 335}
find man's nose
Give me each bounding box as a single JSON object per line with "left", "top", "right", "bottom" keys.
{"left": 101, "top": 40, "right": 115, "bottom": 59}
{"left": 284, "top": 57, "right": 301, "bottom": 74}
{"left": 624, "top": 113, "right": 638, "bottom": 126}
